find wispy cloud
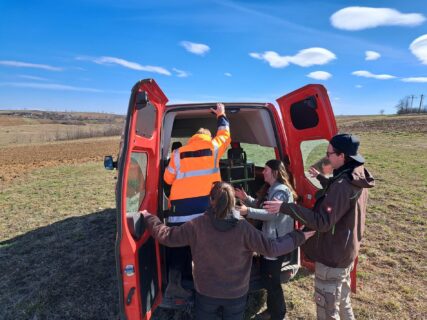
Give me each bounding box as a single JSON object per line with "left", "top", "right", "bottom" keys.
{"left": 307, "top": 71, "right": 332, "bottom": 80}
{"left": 0, "top": 82, "right": 103, "bottom": 92}
{"left": 0, "top": 60, "right": 62, "bottom": 71}
{"left": 18, "top": 75, "right": 49, "bottom": 81}
{"left": 352, "top": 70, "right": 396, "bottom": 80}
{"left": 410, "top": 34, "right": 427, "bottom": 64}
{"left": 88, "top": 56, "right": 171, "bottom": 75}
{"left": 173, "top": 68, "right": 190, "bottom": 78}
{"left": 355, "top": 85, "right": 363, "bottom": 88}
{"left": 180, "top": 41, "right": 210, "bottom": 56}
{"left": 331, "top": 7, "right": 425, "bottom": 31}
{"left": 401, "top": 77, "right": 427, "bottom": 83}
{"left": 224, "top": 72, "right": 232, "bottom": 77}
{"left": 365, "top": 51, "right": 381, "bottom": 61}
{"left": 250, "top": 47, "right": 336, "bottom": 68}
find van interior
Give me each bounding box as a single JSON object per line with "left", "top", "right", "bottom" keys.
{"left": 158, "top": 104, "right": 300, "bottom": 293}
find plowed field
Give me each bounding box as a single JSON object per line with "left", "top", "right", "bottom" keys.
{"left": 0, "top": 137, "right": 119, "bottom": 184}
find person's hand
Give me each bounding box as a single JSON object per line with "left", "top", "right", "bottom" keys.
{"left": 303, "top": 230, "right": 316, "bottom": 240}
{"left": 140, "top": 209, "right": 150, "bottom": 216}
{"left": 210, "top": 103, "right": 225, "bottom": 117}
{"left": 234, "top": 187, "right": 248, "bottom": 201}
{"left": 236, "top": 204, "right": 248, "bottom": 216}
{"left": 262, "top": 199, "right": 283, "bottom": 214}
{"left": 309, "top": 167, "right": 320, "bottom": 178}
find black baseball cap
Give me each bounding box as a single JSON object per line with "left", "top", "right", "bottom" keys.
{"left": 330, "top": 134, "right": 365, "bottom": 164}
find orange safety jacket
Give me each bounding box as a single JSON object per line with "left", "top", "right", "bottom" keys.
{"left": 164, "top": 115, "right": 230, "bottom": 223}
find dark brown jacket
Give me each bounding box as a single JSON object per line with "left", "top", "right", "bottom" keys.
{"left": 280, "top": 163, "right": 375, "bottom": 268}
{"left": 143, "top": 210, "right": 306, "bottom": 299}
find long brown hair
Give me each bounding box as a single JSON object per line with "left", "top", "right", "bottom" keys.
{"left": 257, "top": 159, "right": 298, "bottom": 206}
{"left": 210, "top": 182, "right": 236, "bottom": 219}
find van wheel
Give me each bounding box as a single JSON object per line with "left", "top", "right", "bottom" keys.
{"left": 244, "top": 290, "right": 267, "bottom": 319}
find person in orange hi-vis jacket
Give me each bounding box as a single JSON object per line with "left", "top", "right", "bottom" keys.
{"left": 163, "top": 102, "right": 231, "bottom": 301}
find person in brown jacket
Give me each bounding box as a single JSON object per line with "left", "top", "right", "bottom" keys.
{"left": 141, "top": 182, "right": 314, "bottom": 320}
{"left": 264, "top": 134, "right": 375, "bottom": 320}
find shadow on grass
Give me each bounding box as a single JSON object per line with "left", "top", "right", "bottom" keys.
{"left": 0, "top": 209, "right": 311, "bottom": 320}
{"left": 0, "top": 209, "right": 119, "bottom": 320}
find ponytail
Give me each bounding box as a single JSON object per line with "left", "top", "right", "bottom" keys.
{"left": 210, "top": 182, "right": 235, "bottom": 219}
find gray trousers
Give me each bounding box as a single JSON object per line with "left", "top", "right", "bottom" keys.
{"left": 314, "top": 262, "right": 355, "bottom": 320}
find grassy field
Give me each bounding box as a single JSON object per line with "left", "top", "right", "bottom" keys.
{"left": 0, "top": 110, "right": 123, "bottom": 146}
{"left": 0, "top": 113, "right": 426, "bottom": 319}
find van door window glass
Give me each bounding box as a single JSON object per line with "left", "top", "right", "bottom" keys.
{"left": 126, "top": 152, "right": 147, "bottom": 212}
{"left": 300, "top": 139, "right": 330, "bottom": 189}
{"left": 135, "top": 100, "right": 157, "bottom": 138}
{"left": 290, "top": 96, "right": 319, "bottom": 130}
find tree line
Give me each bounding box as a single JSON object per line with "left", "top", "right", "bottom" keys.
{"left": 395, "top": 94, "right": 426, "bottom": 114}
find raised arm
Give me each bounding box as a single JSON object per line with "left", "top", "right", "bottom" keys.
{"left": 211, "top": 103, "right": 231, "bottom": 156}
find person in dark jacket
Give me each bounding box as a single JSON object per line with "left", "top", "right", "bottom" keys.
{"left": 264, "top": 134, "right": 375, "bottom": 320}
{"left": 141, "top": 182, "right": 315, "bottom": 320}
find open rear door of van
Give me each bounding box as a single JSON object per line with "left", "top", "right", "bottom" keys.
{"left": 116, "top": 79, "right": 167, "bottom": 320}
{"left": 277, "top": 84, "right": 361, "bottom": 288}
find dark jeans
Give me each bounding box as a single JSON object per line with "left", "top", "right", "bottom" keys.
{"left": 195, "top": 292, "right": 247, "bottom": 320}
{"left": 260, "top": 256, "right": 286, "bottom": 320}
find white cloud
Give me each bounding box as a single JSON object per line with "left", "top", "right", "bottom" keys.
{"left": 0, "top": 82, "right": 103, "bottom": 92}
{"left": 352, "top": 70, "right": 396, "bottom": 80}
{"left": 401, "top": 77, "right": 427, "bottom": 83}
{"left": 355, "top": 85, "right": 363, "bottom": 88}
{"left": 18, "top": 75, "right": 48, "bottom": 81}
{"left": 180, "top": 41, "right": 210, "bottom": 56}
{"left": 224, "top": 72, "right": 232, "bottom": 77}
{"left": 173, "top": 68, "right": 190, "bottom": 78}
{"left": 409, "top": 34, "right": 427, "bottom": 64}
{"left": 93, "top": 56, "right": 171, "bottom": 75}
{"left": 249, "top": 47, "right": 336, "bottom": 68}
{"left": 307, "top": 71, "right": 332, "bottom": 80}
{"left": 0, "top": 60, "right": 62, "bottom": 71}
{"left": 331, "top": 7, "right": 425, "bottom": 31}
{"left": 365, "top": 51, "right": 381, "bottom": 61}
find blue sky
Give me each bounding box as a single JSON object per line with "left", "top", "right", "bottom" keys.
{"left": 0, "top": 0, "right": 426, "bottom": 115}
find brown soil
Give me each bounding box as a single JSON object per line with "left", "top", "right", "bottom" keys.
{"left": 0, "top": 137, "right": 120, "bottom": 184}
{"left": 337, "top": 114, "right": 427, "bottom": 133}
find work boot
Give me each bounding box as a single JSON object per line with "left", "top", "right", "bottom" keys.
{"left": 164, "top": 269, "right": 192, "bottom": 299}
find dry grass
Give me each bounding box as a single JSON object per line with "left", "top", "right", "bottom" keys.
{"left": 0, "top": 111, "right": 124, "bottom": 146}
{"left": 0, "top": 113, "right": 426, "bottom": 319}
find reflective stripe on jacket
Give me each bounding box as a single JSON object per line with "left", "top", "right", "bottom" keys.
{"left": 164, "top": 115, "right": 231, "bottom": 216}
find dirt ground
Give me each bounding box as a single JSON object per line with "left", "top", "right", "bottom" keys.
{"left": 0, "top": 137, "right": 120, "bottom": 184}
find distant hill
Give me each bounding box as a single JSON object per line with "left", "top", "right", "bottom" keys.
{"left": 0, "top": 110, "right": 125, "bottom": 126}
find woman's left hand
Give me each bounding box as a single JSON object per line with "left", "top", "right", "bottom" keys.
{"left": 263, "top": 199, "right": 283, "bottom": 213}
{"left": 236, "top": 204, "right": 248, "bottom": 216}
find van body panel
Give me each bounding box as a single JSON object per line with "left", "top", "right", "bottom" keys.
{"left": 117, "top": 79, "right": 167, "bottom": 319}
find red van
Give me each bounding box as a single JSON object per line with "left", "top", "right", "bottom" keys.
{"left": 105, "top": 78, "right": 355, "bottom": 320}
